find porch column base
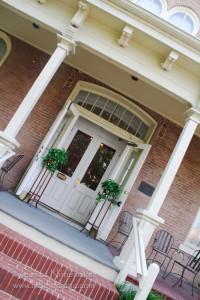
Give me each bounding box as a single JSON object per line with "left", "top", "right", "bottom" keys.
{"left": 0, "top": 131, "right": 20, "bottom": 164}
{"left": 113, "top": 209, "right": 164, "bottom": 276}
{"left": 135, "top": 208, "right": 164, "bottom": 248}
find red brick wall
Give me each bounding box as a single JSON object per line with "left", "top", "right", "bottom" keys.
{"left": 0, "top": 36, "right": 200, "bottom": 250}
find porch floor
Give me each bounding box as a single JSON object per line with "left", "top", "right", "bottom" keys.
{"left": 0, "top": 192, "right": 117, "bottom": 271}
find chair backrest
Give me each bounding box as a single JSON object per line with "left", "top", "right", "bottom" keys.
{"left": 118, "top": 211, "right": 133, "bottom": 236}
{"left": 187, "top": 250, "right": 200, "bottom": 273}
{"left": 1, "top": 155, "right": 24, "bottom": 173}
{"left": 153, "top": 230, "right": 174, "bottom": 254}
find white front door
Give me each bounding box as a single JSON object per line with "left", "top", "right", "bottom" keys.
{"left": 40, "top": 118, "right": 125, "bottom": 224}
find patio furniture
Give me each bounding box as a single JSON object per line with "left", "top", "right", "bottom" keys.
{"left": 164, "top": 249, "right": 200, "bottom": 296}
{"left": 0, "top": 154, "right": 24, "bottom": 190}
{"left": 107, "top": 210, "right": 133, "bottom": 250}
{"left": 147, "top": 230, "right": 178, "bottom": 272}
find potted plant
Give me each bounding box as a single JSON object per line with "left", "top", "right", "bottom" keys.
{"left": 43, "top": 148, "right": 68, "bottom": 173}
{"left": 96, "top": 179, "right": 123, "bottom": 206}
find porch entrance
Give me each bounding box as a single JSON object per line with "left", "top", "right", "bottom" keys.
{"left": 40, "top": 118, "right": 126, "bottom": 224}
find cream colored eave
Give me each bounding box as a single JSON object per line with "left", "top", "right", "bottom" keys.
{"left": 86, "top": 0, "right": 200, "bottom": 63}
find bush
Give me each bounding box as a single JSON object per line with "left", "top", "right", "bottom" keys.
{"left": 43, "top": 148, "right": 68, "bottom": 172}
{"left": 116, "top": 283, "right": 165, "bottom": 300}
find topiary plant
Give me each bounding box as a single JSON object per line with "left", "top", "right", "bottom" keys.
{"left": 43, "top": 148, "right": 68, "bottom": 173}
{"left": 96, "top": 179, "right": 123, "bottom": 206}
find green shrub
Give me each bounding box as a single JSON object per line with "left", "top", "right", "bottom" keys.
{"left": 43, "top": 148, "right": 68, "bottom": 172}
{"left": 96, "top": 179, "right": 122, "bottom": 206}
{"left": 116, "top": 283, "right": 165, "bottom": 300}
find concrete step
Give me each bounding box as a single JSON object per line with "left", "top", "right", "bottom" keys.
{"left": 0, "top": 224, "right": 119, "bottom": 300}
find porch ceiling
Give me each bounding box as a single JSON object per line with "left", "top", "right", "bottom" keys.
{"left": 0, "top": 3, "right": 200, "bottom": 135}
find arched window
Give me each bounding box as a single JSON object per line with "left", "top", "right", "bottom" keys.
{"left": 169, "top": 12, "right": 197, "bottom": 34}
{"left": 0, "top": 31, "right": 11, "bottom": 66}
{"left": 169, "top": 12, "right": 194, "bottom": 33}
{"left": 136, "top": 0, "right": 163, "bottom": 16}
{"left": 72, "top": 82, "right": 157, "bottom": 142}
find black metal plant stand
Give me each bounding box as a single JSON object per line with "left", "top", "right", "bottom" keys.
{"left": 81, "top": 198, "right": 116, "bottom": 239}
{"left": 26, "top": 167, "right": 54, "bottom": 207}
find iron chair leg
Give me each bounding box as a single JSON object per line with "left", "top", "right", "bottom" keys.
{"left": 173, "top": 266, "right": 185, "bottom": 288}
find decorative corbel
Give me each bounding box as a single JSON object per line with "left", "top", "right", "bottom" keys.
{"left": 118, "top": 25, "right": 134, "bottom": 47}
{"left": 71, "top": 1, "right": 89, "bottom": 29}
{"left": 160, "top": 50, "right": 179, "bottom": 71}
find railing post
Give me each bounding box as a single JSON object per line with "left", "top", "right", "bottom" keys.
{"left": 134, "top": 263, "right": 160, "bottom": 300}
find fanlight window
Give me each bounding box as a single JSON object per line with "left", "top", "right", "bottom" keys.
{"left": 74, "top": 90, "right": 150, "bottom": 140}
{"left": 169, "top": 12, "right": 195, "bottom": 34}
{"left": 136, "top": 0, "right": 162, "bottom": 16}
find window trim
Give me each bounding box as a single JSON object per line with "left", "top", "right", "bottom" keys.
{"left": 167, "top": 7, "right": 199, "bottom": 35}
{"left": 0, "top": 31, "right": 11, "bottom": 66}
{"left": 133, "top": 0, "right": 167, "bottom": 17}
{"left": 69, "top": 81, "right": 157, "bottom": 143}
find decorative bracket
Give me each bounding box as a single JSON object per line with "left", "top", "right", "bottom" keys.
{"left": 161, "top": 50, "right": 179, "bottom": 71}
{"left": 118, "top": 25, "right": 134, "bottom": 47}
{"left": 71, "top": 1, "right": 90, "bottom": 29}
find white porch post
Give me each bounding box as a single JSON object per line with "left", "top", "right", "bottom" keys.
{"left": 0, "top": 34, "right": 75, "bottom": 164}
{"left": 114, "top": 108, "right": 200, "bottom": 280}
{"left": 141, "top": 107, "right": 200, "bottom": 248}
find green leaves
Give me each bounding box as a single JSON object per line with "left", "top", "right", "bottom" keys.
{"left": 96, "top": 179, "right": 123, "bottom": 206}
{"left": 43, "top": 148, "right": 68, "bottom": 172}
{"left": 116, "top": 283, "right": 166, "bottom": 300}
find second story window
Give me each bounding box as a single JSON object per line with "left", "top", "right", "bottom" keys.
{"left": 169, "top": 12, "right": 195, "bottom": 34}
{"left": 136, "top": 0, "right": 162, "bottom": 16}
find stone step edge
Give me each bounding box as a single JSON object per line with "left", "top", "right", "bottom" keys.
{"left": 0, "top": 232, "right": 118, "bottom": 300}
{"left": 0, "top": 251, "right": 91, "bottom": 300}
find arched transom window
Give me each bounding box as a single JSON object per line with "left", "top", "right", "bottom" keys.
{"left": 169, "top": 12, "right": 195, "bottom": 34}
{"left": 0, "top": 31, "right": 11, "bottom": 66}
{"left": 136, "top": 0, "right": 163, "bottom": 16}
{"left": 73, "top": 85, "right": 156, "bottom": 142}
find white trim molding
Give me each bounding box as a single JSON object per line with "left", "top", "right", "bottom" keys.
{"left": 0, "top": 31, "right": 11, "bottom": 67}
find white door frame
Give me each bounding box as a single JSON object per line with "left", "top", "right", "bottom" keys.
{"left": 16, "top": 102, "right": 79, "bottom": 196}
{"left": 97, "top": 144, "right": 151, "bottom": 241}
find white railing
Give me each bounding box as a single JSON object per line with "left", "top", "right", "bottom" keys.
{"left": 133, "top": 218, "right": 160, "bottom": 300}
{"left": 115, "top": 217, "right": 160, "bottom": 300}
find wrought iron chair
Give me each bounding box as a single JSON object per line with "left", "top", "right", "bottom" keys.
{"left": 164, "top": 249, "right": 200, "bottom": 296}
{"left": 0, "top": 154, "right": 24, "bottom": 190}
{"left": 147, "top": 230, "right": 178, "bottom": 272}
{"left": 107, "top": 210, "right": 133, "bottom": 251}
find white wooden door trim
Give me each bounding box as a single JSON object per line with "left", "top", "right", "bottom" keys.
{"left": 97, "top": 144, "right": 152, "bottom": 241}
{"left": 16, "top": 102, "right": 77, "bottom": 196}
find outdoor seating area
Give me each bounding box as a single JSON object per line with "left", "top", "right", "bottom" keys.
{"left": 147, "top": 229, "right": 200, "bottom": 299}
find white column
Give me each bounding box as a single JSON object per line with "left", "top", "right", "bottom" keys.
{"left": 0, "top": 35, "right": 75, "bottom": 164}
{"left": 147, "top": 108, "right": 200, "bottom": 215}
{"left": 113, "top": 108, "right": 200, "bottom": 279}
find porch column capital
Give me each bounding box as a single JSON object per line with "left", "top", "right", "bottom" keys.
{"left": 185, "top": 107, "right": 200, "bottom": 124}
{"left": 57, "top": 33, "right": 76, "bottom": 55}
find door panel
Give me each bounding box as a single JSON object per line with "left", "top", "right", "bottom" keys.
{"left": 40, "top": 118, "right": 126, "bottom": 224}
